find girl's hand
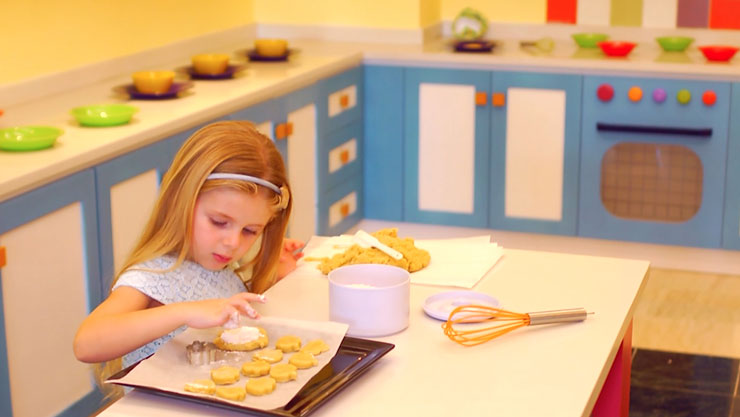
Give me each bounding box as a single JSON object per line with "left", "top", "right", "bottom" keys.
{"left": 277, "top": 238, "right": 305, "bottom": 279}
{"left": 184, "top": 292, "right": 266, "bottom": 329}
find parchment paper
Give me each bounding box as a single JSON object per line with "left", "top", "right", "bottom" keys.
{"left": 304, "top": 234, "right": 504, "bottom": 288}
{"left": 107, "top": 316, "right": 349, "bottom": 411}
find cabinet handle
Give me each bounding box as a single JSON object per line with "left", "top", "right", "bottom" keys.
{"left": 339, "top": 94, "right": 350, "bottom": 109}
{"left": 596, "top": 122, "right": 712, "bottom": 137}
{"left": 286, "top": 122, "right": 294, "bottom": 136}
{"left": 275, "top": 123, "right": 287, "bottom": 140}
{"left": 0, "top": 246, "right": 6, "bottom": 268}
{"left": 340, "top": 149, "right": 350, "bottom": 164}
{"left": 340, "top": 203, "right": 350, "bottom": 218}
{"left": 492, "top": 92, "right": 506, "bottom": 107}
{"left": 475, "top": 92, "right": 488, "bottom": 106}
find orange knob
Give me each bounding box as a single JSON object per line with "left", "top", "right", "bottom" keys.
{"left": 475, "top": 92, "right": 488, "bottom": 106}
{"left": 340, "top": 203, "right": 350, "bottom": 217}
{"left": 285, "top": 122, "right": 294, "bottom": 136}
{"left": 702, "top": 90, "right": 717, "bottom": 106}
{"left": 0, "top": 246, "right": 6, "bottom": 268}
{"left": 340, "top": 149, "right": 350, "bottom": 164}
{"left": 275, "top": 123, "right": 287, "bottom": 140}
{"left": 628, "top": 86, "right": 642, "bottom": 102}
{"left": 492, "top": 92, "right": 506, "bottom": 107}
{"left": 339, "top": 94, "right": 350, "bottom": 108}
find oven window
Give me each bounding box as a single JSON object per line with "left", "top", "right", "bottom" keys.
{"left": 601, "top": 143, "right": 702, "bottom": 222}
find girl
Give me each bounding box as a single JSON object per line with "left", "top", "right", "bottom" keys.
{"left": 74, "top": 121, "right": 301, "bottom": 370}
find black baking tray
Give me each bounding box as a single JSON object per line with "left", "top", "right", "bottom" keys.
{"left": 108, "top": 336, "right": 394, "bottom": 416}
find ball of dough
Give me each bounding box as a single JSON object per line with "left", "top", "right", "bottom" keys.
{"left": 184, "top": 379, "right": 216, "bottom": 395}
{"left": 245, "top": 376, "right": 277, "bottom": 396}
{"left": 211, "top": 365, "right": 240, "bottom": 385}
{"left": 241, "top": 360, "right": 271, "bottom": 377}
{"left": 289, "top": 351, "right": 318, "bottom": 369}
{"left": 275, "top": 335, "right": 302, "bottom": 352}
{"left": 270, "top": 363, "right": 298, "bottom": 382}
{"left": 215, "top": 386, "right": 246, "bottom": 401}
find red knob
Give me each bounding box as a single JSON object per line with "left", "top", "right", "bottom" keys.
{"left": 702, "top": 90, "right": 717, "bottom": 106}
{"left": 597, "top": 84, "right": 614, "bottom": 102}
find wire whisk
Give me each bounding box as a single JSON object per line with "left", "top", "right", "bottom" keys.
{"left": 442, "top": 305, "right": 590, "bottom": 346}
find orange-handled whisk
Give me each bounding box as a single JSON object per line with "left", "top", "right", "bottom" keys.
{"left": 442, "top": 305, "right": 590, "bottom": 346}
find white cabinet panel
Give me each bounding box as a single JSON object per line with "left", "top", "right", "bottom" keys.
{"left": 287, "top": 104, "right": 317, "bottom": 243}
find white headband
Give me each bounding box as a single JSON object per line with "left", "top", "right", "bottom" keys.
{"left": 206, "top": 173, "right": 282, "bottom": 195}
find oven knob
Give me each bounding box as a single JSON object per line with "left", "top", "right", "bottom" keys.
{"left": 703, "top": 90, "right": 717, "bottom": 106}
{"left": 597, "top": 84, "right": 614, "bottom": 102}
{"left": 677, "top": 89, "right": 691, "bottom": 104}
{"left": 628, "top": 86, "right": 643, "bottom": 102}
{"left": 652, "top": 88, "right": 667, "bottom": 103}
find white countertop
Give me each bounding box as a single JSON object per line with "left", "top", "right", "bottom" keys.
{"left": 2, "top": 31, "right": 739, "bottom": 203}
{"left": 98, "top": 245, "right": 649, "bottom": 417}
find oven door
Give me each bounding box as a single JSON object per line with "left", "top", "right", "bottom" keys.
{"left": 578, "top": 76, "right": 730, "bottom": 248}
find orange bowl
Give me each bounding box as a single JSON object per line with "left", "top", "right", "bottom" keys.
{"left": 698, "top": 45, "right": 738, "bottom": 61}
{"left": 132, "top": 70, "right": 175, "bottom": 95}
{"left": 254, "top": 39, "right": 288, "bottom": 57}
{"left": 192, "top": 53, "right": 230, "bottom": 75}
{"left": 598, "top": 41, "right": 637, "bottom": 57}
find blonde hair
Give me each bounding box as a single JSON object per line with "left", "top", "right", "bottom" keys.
{"left": 95, "top": 121, "right": 291, "bottom": 396}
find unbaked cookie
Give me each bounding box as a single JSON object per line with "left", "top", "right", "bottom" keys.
{"left": 241, "top": 360, "right": 271, "bottom": 377}
{"left": 184, "top": 379, "right": 216, "bottom": 395}
{"left": 245, "top": 376, "right": 277, "bottom": 396}
{"left": 213, "top": 327, "right": 268, "bottom": 351}
{"left": 275, "top": 335, "right": 302, "bottom": 352}
{"left": 289, "top": 351, "right": 318, "bottom": 369}
{"left": 270, "top": 363, "right": 297, "bottom": 382}
{"left": 211, "top": 365, "right": 240, "bottom": 385}
{"left": 301, "top": 339, "right": 330, "bottom": 355}
{"left": 215, "top": 386, "right": 246, "bottom": 401}
{"left": 252, "top": 348, "right": 283, "bottom": 364}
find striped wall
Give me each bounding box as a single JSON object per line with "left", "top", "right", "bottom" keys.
{"left": 545, "top": 0, "right": 740, "bottom": 29}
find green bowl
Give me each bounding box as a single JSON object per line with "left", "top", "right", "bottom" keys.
{"left": 656, "top": 36, "right": 694, "bottom": 52}
{"left": 572, "top": 33, "right": 609, "bottom": 48}
{"left": 0, "top": 126, "right": 63, "bottom": 151}
{"left": 71, "top": 104, "right": 138, "bottom": 127}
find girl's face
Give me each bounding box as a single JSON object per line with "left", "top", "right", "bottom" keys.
{"left": 190, "top": 187, "right": 273, "bottom": 270}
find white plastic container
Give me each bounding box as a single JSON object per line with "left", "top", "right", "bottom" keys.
{"left": 328, "top": 264, "right": 410, "bottom": 337}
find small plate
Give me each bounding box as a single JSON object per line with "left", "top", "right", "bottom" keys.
{"left": 246, "top": 49, "right": 293, "bottom": 62}
{"left": 0, "top": 126, "right": 63, "bottom": 151}
{"left": 423, "top": 290, "right": 500, "bottom": 321}
{"left": 454, "top": 40, "right": 495, "bottom": 53}
{"left": 183, "top": 64, "right": 247, "bottom": 80}
{"left": 114, "top": 82, "right": 194, "bottom": 99}
{"left": 71, "top": 104, "right": 138, "bottom": 127}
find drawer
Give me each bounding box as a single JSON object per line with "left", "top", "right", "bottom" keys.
{"left": 319, "top": 66, "right": 363, "bottom": 132}
{"left": 319, "top": 121, "right": 362, "bottom": 193}
{"left": 318, "top": 174, "right": 363, "bottom": 236}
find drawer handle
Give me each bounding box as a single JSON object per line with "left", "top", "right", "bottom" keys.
{"left": 286, "top": 122, "right": 294, "bottom": 136}
{"left": 475, "top": 92, "right": 488, "bottom": 106}
{"left": 492, "top": 92, "right": 506, "bottom": 107}
{"left": 340, "top": 203, "right": 350, "bottom": 218}
{"left": 340, "top": 94, "right": 350, "bottom": 109}
{"left": 339, "top": 149, "right": 350, "bottom": 164}
{"left": 275, "top": 123, "right": 293, "bottom": 140}
{"left": 596, "top": 122, "right": 712, "bottom": 137}
{"left": 0, "top": 246, "right": 6, "bottom": 268}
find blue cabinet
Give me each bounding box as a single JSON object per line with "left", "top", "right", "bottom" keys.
{"left": 489, "top": 71, "right": 582, "bottom": 236}
{"left": 403, "top": 67, "right": 491, "bottom": 228}
{"left": 722, "top": 83, "right": 740, "bottom": 249}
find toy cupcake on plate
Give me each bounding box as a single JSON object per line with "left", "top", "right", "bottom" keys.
{"left": 451, "top": 8, "right": 494, "bottom": 53}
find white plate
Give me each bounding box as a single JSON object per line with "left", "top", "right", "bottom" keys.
{"left": 423, "top": 290, "right": 500, "bottom": 321}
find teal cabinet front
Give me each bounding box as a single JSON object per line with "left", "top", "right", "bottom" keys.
{"left": 489, "top": 71, "right": 582, "bottom": 236}
{"left": 403, "top": 67, "right": 491, "bottom": 228}
{"left": 723, "top": 83, "right": 740, "bottom": 249}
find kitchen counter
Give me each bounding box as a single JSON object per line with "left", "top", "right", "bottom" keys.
{"left": 97, "top": 244, "right": 649, "bottom": 416}
{"left": 2, "top": 27, "right": 739, "bottom": 203}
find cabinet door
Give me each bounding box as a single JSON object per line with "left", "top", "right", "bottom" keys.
{"left": 489, "top": 72, "right": 582, "bottom": 235}
{"left": 227, "top": 99, "right": 285, "bottom": 157}
{"left": 95, "top": 139, "right": 175, "bottom": 294}
{"left": 0, "top": 170, "right": 103, "bottom": 417}
{"left": 723, "top": 83, "right": 740, "bottom": 249}
{"left": 404, "top": 68, "right": 490, "bottom": 227}
{"left": 286, "top": 86, "right": 318, "bottom": 242}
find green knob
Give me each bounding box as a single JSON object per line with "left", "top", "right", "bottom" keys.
{"left": 677, "top": 89, "right": 691, "bottom": 104}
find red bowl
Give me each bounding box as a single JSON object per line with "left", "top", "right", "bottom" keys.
{"left": 598, "top": 41, "right": 637, "bottom": 57}
{"left": 698, "top": 45, "right": 738, "bottom": 62}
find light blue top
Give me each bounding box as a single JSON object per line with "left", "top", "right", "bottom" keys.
{"left": 112, "top": 254, "right": 247, "bottom": 368}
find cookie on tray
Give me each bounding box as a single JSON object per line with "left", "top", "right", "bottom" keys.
{"left": 213, "top": 326, "right": 268, "bottom": 351}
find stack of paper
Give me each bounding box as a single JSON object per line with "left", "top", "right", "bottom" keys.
{"left": 302, "top": 235, "right": 504, "bottom": 289}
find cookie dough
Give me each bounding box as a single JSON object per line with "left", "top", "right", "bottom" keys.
{"left": 241, "top": 360, "right": 271, "bottom": 377}
{"left": 215, "top": 386, "right": 246, "bottom": 401}
{"left": 289, "top": 351, "right": 318, "bottom": 369}
{"left": 211, "top": 365, "right": 241, "bottom": 385}
{"left": 300, "top": 339, "right": 330, "bottom": 356}
{"left": 308, "top": 228, "right": 431, "bottom": 274}
{"left": 213, "top": 327, "right": 268, "bottom": 351}
{"left": 253, "top": 348, "right": 284, "bottom": 364}
{"left": 275, "top": 335, "right": 302, "bottom": 352}
{"left": 184, "top": 379, "right": 216, "bottom": 395}
{"left": 270, "top": 363, "right": 298, "bottom": 382}
{"left": 245, "top": 376, "right": 277, "bottom": 396}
